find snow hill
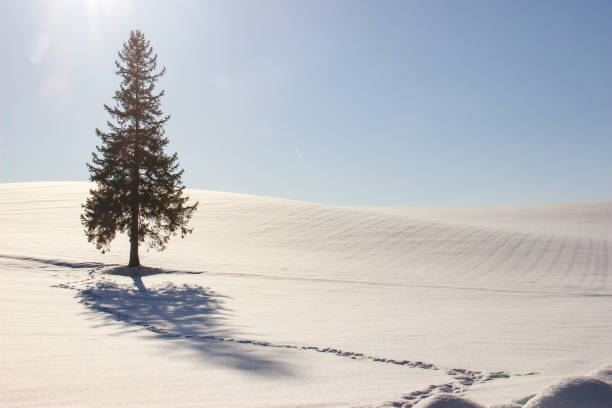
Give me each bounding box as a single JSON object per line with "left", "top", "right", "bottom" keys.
{"left": 1, "top": 182, "right": 610, "bottom": 407}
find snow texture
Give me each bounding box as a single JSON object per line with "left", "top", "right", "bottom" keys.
{"left": 522, "top": 376, "right": 612, "bottom": 408}
{"left": 589, "top": 365, "right": 612, "bottom": 385}
{"left": 412, "top": 394, "right": 484, "bottom": 407}
{"left": 1, "top": 182, "right": 611, "bottom": 407}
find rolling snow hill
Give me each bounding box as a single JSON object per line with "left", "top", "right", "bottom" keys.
{"left": 1, "top": 182, "right": 610, "bottom": 407}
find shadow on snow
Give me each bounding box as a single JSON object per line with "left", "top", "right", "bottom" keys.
{"left": 0, "top": 254, "right": 293, "bottom": 377}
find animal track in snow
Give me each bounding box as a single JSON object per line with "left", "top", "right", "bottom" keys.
{"left": 76, "top": 281, "right": 443, "bottom": 370}
{"left": 65, "top": 274, "right": 532, "bottom": 401}
{"left": 384, "top": 369, "right": 538, "bottom": 407}
{"left": 46, "top": 264, "right": 539, "bottom": 408}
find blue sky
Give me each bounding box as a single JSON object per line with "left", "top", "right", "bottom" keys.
{"left": 1, "top": 0, "right": 611, "bottom": 205}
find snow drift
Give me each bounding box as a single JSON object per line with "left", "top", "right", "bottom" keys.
{"left": 522, "top": 376, "right": 612, "bottom": 408}
{"left": 589, "top": 364, "right": 612, "bottom": 385}
{"left": 412, "top": 394, "right": 484, "bottom": 407}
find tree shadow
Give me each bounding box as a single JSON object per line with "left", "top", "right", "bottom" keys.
{"left": 0, "top": 255, "right": 294, "bottom": 377}
{"left": 79, "top": 268, "right": 294, "bottom": 377}
{"left": 78, "top": 264, "right": 295, "bottom": 376}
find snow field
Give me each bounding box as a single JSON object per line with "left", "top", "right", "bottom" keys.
{"left": 1, "top": 182, "right": 610, "bottom": 407}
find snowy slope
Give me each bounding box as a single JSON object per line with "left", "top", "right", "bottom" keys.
{"left": 1, "top": 182, "right": 610, "bottom": 407}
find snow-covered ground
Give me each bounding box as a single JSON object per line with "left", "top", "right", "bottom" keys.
{"left": 1, "top": 182, "right": 610, "bottom": 407}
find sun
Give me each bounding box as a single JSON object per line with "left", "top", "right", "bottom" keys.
{"left": 40, "top": 0, "right": 133, "bottom": 44}
{"left": 84, "top": 0, "right": 131, "bottom": 20}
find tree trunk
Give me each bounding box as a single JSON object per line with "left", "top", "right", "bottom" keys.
{"left": 128, "top": 202, "right": 140, "bottom": 267}
{"left": 128, "top": 147, "right": 140, "bottom": 267}
{"left": 130, "top": 66, "right": 142, "bottom": 268}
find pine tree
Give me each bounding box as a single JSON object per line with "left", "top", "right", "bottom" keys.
{"left": 81, "top": 30, "right": 198, "bottom": 267}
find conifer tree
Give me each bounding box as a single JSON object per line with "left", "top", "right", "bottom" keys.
{"left": 82, "top": 30, "right": 198, "bottom": 267}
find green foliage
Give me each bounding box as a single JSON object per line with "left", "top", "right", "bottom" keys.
{"left": 81, "top": 30, "right": 198, "bottom": 256}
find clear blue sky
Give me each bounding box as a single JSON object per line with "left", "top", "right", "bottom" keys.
{"left": 1, "top": 0, "right": 611, "bottom": 205}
